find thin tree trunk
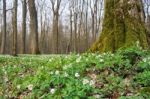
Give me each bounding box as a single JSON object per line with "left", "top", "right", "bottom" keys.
{"left": 21, "top": 0, "right": 27, "bottom": 54}
{"left": 85, "top": 0, "right": 89, "bottom": 49}
{"left": 69, "top": 9, "right": 73, "bottom": 52}
{"left": 74, "top": 12, "right": 78, "bottom": 52}
{"left": 52, "top": 15, "right": 59, "bottom": 54}
{"left": 147, "top": 15, "right": 150, "bottom": 46}
{"left": 50, "top": 0, "right": 61, "bottom": 54}
{"left": 94, "top": 0, "right": 98, "bottom": 40}
{"left": 12, "top": 0, "right": 18, "bottom": 56}
{"left": 1, "top": 0, "right": 6, "bottom": 54}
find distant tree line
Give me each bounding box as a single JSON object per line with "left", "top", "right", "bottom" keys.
{"left": 0, "top": 0, "right": 149, "bottom": 55}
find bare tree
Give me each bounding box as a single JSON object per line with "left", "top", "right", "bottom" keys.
{"left": 72, "top": 0, "right": 78, "bottom": 52}
{"left": 68, "top": 0, "right": 73, "bottom": 52}
{"left": 28, "top": 0, "right": 40, "bottom": 54}
{"left": 50, "top": 0, "right": 62, "bottom": 54}
{"left": 85, "top": 0, "right": 89, "bottom": 49}
{"left": 1, "top": 0, "right": 6, "bottom": 54}
{"left": 12, "top": 0, "right": 18, "bottom": 56}
{"left": 90, "top": 0, "right": 98, "bottom": 42}
{"left": 21, "top": 0, "right": 27, "bottom": 54}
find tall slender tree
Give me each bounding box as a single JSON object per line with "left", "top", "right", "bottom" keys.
{"left": 85, "top": 0, "right": 89, "bottom": 49}
{"left": 21, "top": 0, "right": 27, "bottom": 54}
{"left": 12, "top": 0, "right": 18, "bottom": 56}
{"left": 28, "top": 0, "right": 40, "bottom": 54}
{"left": 1, "top": 0, "right": 6, "bottom": 54}
{"left": 73, "top": 0, "right": 78, "bottom": 52}
{"left": 50, "top": 0, "right": 62, "bottom": 54}
{"left": 69, "top": 1, "right": 73, "bottom": 52}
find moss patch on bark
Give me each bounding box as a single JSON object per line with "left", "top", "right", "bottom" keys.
{"left": 90, "top": 0, "right": 149, "bottom": 53}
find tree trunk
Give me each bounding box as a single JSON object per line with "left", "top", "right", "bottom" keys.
{"left": 52, "top": 14, "right": 59, "bottom": 54}
{"left": 69, "top": 8, "right": 73, "bottom": 52}
{"left": 147, "top": 15, "right": 150, "bottom": 46}
{"left": 50, "top": 0, "right": 61, "bottom": 54}
{"left": 28, "top": 0, "right": 40, "bottom": 54}
{"left": 1, "top": 0, "right": 6, "bottom": 54}
{"left": 74, "top": 12, "right": 78, "bottom": 52}
{"left": 90, "top": 0, "right": 149, "bottom": 53}
{"left": 21, "top": 0, "right": 27, "bottom": 54}
{"left": 12, "top": 0, "right": 18, "bottom": 56}
{"left": 85, "top": 0, "right": 89, "bottom": 49}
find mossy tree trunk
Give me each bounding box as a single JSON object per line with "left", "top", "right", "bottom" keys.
{"left": 90, "top": 0, "right": 149, "bottom": 53}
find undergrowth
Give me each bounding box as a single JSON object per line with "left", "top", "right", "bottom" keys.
{"left": 0, "top": 46, "right": 150, "bottom": 99}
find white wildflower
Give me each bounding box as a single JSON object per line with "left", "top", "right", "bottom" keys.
{"left": 96, "top": 55, "right": 102, "bottom": 58}
{"left": 76, "top": 56, "right": 81, "bottom": 63}
{"left": 49, "top": 58, "right": 53, "bottom": 62}
{"left": 89, "top": 80, "right": 95, "bottom": 86}
{"left": 94, "top": 94, "right": 101, "bottom": 98}
{"left": 17, "top": 85, "right": 21, "bottom": 89}
{"left": 63, "top": 64, "right": 72, "bottom": 70}
{"left": 111, "top": 54, "right": 114, "bottom": 57}
{"left": 82, "top": 79, "right": 89, "bottom": 85}
{"left": 55, "top": 70, "right": 60, "bottom": 75}
{"left": 75, "top": 73, "right": 80, "bottom": 78}
{"left": 91, "top": 53, "right": 95, "bottom": 56}
{"left": 63, "top": 65, "right": 68, "bottom": 70}
{"left": 4, "top": 76, "right": 8, "bottom": 82}
{"left": 143, "top": 58, "right": 147, "bottom": 62}
{"left": 77, "top": 54, "right": 80, "bottom": 57}
{"left": 103, "top": 53, "right": 106, "bottom": 55}
{"left": 20, "top": 74, "right": 24, "bottom": 78}
{"left": 4, "top": 71, "right": 7, "bottom": 74}
{"left": 27, "top": 84, "right": 33, "bottom": 91}
{"left": 100, "top": 59, "right": 104, "bottom": 62}
{"left": 14, "top": 65, "right": 17, "bottom": 68}
{"left": 136, "top": 41, "right": 140, "bottom": 47}
{"left": 64, "top": 72, "right": 68, "bottom": 77}
{"left": 86, "top": 68, "right": 90, "bottom": 71}
{"left": 41, "top": 66, "right": 44, "bottom": 69}
{"left": 65, "top": 56, "right": 68, "bottom": 59}
{"left": 92, "top": 67, "right": 96, "bottom": 71}
{"left": 50, "top": 88, "right": 55, "bottom": 94}
{"left": 49, "top": 59, "right": 52, "bottom": 62}
{"left": 123, "top": 78, "right": 130, "bottom": 87}
{"left": 86, "top": 58, "right": 89, "bottom": 62}
{"left": 50, "top": 71, "right": 54, "bottom": 75}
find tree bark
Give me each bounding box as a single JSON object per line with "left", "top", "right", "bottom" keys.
{"left": 12, "top": 0, "right": 18, "bottom": 56}
{"left": 147, "top": 15, "right": 150, "bottom": 46}
{"left": 1, "top": 0, "right": 6, "bottom": 54}
{"left": 21, "top": 0, "right": 27, "bottom": 54}
{"left": 50, "top": 0, "right": 61, "bottom": 54}
{"left": 28, "top": 0, "right": 40, "bottom": 54}
{"left": 90, "top": 0, "right": 149, "bottom": 53}
{"left": 85, "top": 0, "right": 89, "bottom": 49}
{"left": 69, "top": 8, "right": 73, "bottom": 52}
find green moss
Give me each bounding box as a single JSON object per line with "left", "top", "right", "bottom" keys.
{"left": 140, "top": 87, "right": 150, "bottom": 96}
{"left": 90, "top": 0, "right": 149, "bottom": 53}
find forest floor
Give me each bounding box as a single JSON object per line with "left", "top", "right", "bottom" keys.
{"left": 0, "top": 46, "right": 150, "bottom": 99}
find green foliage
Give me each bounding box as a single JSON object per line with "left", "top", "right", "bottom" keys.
{"left": 0, "top": 47, "right": 150, "bottom": 98}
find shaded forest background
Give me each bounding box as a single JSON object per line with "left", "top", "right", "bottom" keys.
{"left": 0, "top": 0, "right": 150, "bottom": 54}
